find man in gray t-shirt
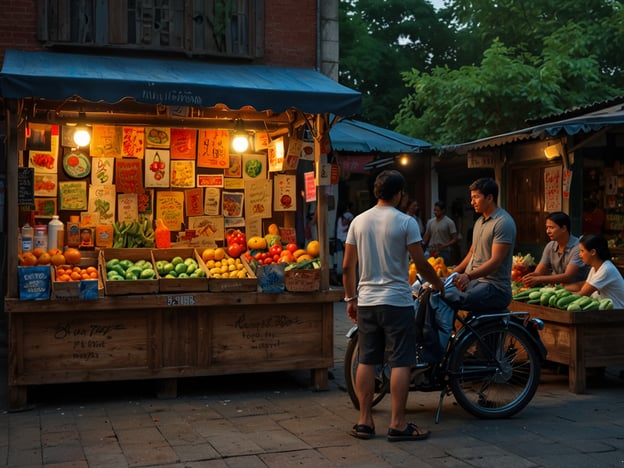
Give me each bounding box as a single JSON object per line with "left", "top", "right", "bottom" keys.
{"left": 522, "top": 212, "right": 589, "bottom": 287}
{"left": 451, "top": 178, "right": 516, "bottom": 312}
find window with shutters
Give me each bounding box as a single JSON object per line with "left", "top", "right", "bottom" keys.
{"left": 38, "top": 0, "right": 263, "bottom": 59}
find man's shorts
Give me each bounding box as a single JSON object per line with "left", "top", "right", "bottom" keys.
{"left": 357, "top": 305, "right": 416, "bottom": 368}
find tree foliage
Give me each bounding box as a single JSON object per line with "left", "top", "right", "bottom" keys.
{"left": 340, "top": 0, "right": 624, "bottom": 145}
{"left": 338, "top": 0, "right": 455, "bottom": 127}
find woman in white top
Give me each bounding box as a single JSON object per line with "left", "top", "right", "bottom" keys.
{"left": 569, "top": 234, "right": 624, "bottom": 308}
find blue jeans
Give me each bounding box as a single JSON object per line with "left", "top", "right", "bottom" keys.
{"left": 454, "top": 281, "right": 511, "bottom": 313}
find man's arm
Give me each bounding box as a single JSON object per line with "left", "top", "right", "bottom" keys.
{"left": 342, "top": 243, "right": 359, "bottom": 322}
{"left": 468, "top": 242, "right": 511, "bottom": 280}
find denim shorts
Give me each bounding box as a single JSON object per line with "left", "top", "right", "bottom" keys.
{"left": 357, "top": 305, "right": 416, "bottom": 368}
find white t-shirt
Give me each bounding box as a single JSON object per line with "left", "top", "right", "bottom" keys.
{"left": 586, "top": 260, "right": 624, "bottom": 308}
{"left": 346, "top": 205, "right": 421, "bottom": 307}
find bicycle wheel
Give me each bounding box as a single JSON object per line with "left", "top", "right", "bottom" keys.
{"left": 448, "top": 323, "right": 541, "bottom": 419}
{"left": 344, "top": 332, "right": 390, "bottom": 410}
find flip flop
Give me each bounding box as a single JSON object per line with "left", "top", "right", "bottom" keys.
{"left": 387, "top": 422, "right": 430, "bottom": 442}
{"left": 350, "top": 424, "right": 375, "bottom": 440}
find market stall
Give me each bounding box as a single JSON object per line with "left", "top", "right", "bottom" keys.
{"left": 1, "top": 49, "right": 360, "bottom": 409}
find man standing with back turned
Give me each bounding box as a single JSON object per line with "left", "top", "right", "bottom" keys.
{"left": 342, "top": 170, "right": 444, "bottom": 442}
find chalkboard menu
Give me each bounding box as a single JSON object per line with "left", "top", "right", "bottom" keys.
{"left": 18, "top": 167, "right": 34, "bottom": 206}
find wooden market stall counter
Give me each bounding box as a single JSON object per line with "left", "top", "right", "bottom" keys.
{"left": 4, "top": 289, "right": 343, "bottom": 410}
{"left": 509, "top": 301, "right": 624, "bottom": 393}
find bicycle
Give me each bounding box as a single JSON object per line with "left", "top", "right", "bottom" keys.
{"left": 344, "top": 276, "right": 547, "bottom": 423}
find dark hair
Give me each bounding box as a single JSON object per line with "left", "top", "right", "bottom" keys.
{"left": 434, "top": 200, "right": 446, "bottom": 211}
{"left": 374, "top": 170, "right": 405, "bottom": 201}
{"left": 469, "top": 177, "right": 498, "bottom": 201}
{"left": 580, "top": 234, "right": 611, "bottom": 261}
{"left": 546, "top": 211, "right": 570, "bottom": 232}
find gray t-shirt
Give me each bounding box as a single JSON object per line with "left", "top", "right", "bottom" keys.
{"left": 538, "top": 235, "right": 589, "bottom": 282}
{"left": 425, "top": 215, "right": 457, "bottom": 246}
{"left": 467, "top": 207, "right": 516, "bottom": 295}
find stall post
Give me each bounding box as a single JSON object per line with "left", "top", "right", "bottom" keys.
{"left": 314, "top": 113, "right": 330, "bottom": 291}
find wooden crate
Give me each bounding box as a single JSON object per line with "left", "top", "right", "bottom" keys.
{"left": 52, "top": 253, "right": 102, "bottom": 299}
{"left": 152, "top": 248, "right": 209, "bottom": 293}
{"left": 208, "top": 255, "right": 258, "bottom": 292}
{"left": 100, "top": 248, "right": 159, "bottom": 296}
{"left": 285, "top": 269, "right": 320, "bottom": 292}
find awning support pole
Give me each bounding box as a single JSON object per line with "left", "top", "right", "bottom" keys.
{"left": 314, "top": 114, "right": 330, "bottom": 291}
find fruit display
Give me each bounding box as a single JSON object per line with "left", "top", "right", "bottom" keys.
{"left": 511, "top": 252, "right": 535, "bottom": 283}
{"left": 55, "top": 265, "right": 99, "bottom": 282}
{"left": 112, "top": 219, "right": 155, "bottom": 248}
{"left": 512, "top": 285, "right": 614, "bottom": 311}
{"left": 205, "top": 256, "right": 250, "bottom": 279}
{"left": 155, "top": 255, "right": 206, "bottom": 279}
{"left": 20, "top": 247, "right": 82, "bottom": 267}
{"left": 105, "top": 258, "right": 156, "bottom": 281}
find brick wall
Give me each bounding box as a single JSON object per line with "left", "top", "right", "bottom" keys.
{"left": 0, "top": 0, "right": 319, "bottom": 69}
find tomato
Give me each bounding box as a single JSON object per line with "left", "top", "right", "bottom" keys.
{"left": 226, "top": 229, "right": 247, "bottom": 247}
{"left": 285, "top": 243, "right": 298, "bottom": 253}
{"left": 273, "top": 254, "right": 280, "bottom": 262}
{"left": 227, "top": 243, "right": 244, "bottom": 258}
{"left": 269, "top": 244, "right": 283, "bottom": 256}
{"left": 263, "top": 257, "right": 273, "bottom": 265}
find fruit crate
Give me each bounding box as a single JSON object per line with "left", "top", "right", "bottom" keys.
{"left": 52, "top": 254, "right": 103, "bottom": 299}
{"left": 208, "top": 255, "right": 257, "bottom": 293}
{"left": 99, "top": 248, "right": 159, "bottom": 296}
{"left": 285, "top": 269, "right": 321, "bottom": 292}
{"left": 151, "top": 248, "right": 209, "bottom": 293}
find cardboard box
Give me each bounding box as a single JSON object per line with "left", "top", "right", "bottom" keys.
{"left": 18, "top": 266, "right": 52, "bottom": 300}
{"left": 208, "top": 255, "right": 257, "bottom": 292}
{"left": 285, "top": 269, "right": 320, "bottom": 292}
{"left": 100, "top": 248, "right": 159, "bottom": 296}
{"left": 151, "top": 248, "right": 209, "bottom": 293}
{"left": 51, "top": 253, "right": 103, "bottom": 299}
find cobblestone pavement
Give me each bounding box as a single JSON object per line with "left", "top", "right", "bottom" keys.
{"left": 0, "top": 303, "right": 623, "bottom": 467}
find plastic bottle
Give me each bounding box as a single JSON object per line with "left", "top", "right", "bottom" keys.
{"left": 21, "top": 222, "right": 34, "bottom": 253}
{"left": 155, "top": 219, "right": 171, "bottom": 248}
{"left": 34, "top": 225, "right": 48, "bottom": 251}
{"left": 48, "top": 215, "right": 64, "bottom": 251}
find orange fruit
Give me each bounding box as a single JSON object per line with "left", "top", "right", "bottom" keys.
{"left": 86, "top": 266, "right": 97, "bottom": 274}
{"left": 59, "top": 274, "right": 71, "bottom": 282}
{"left": 37, "top": 252, "right": 51, "bottom": 265}
{"left": 48, "top": 248, "right": 62, "bottom": 257}
{"left": 21, "top": 252, "right": 38, "bottom": 266}
{"left": 73, "top": 266, "right": 81, "bottom": 273}
{"left": 63, "top": 248, "right": 82, "bottom": 265}
{"left": 89, "top": 271, "right": 98, "bottom": 279}
{"left": 202, "top": 248, "right": 215, "bottom": 262}
{"left": 32, "top": 247, "right": 46, "bottom": 258}
{"left": 70, "top": 271, "right": 81, "bottom": 281}
{"left": 81, "top": 272, "right": 91, "bottom": 280}
{"left": 51, "top": 253, "right": 66, "bottom": 266}
{"left": 306, "top": 240, "right": 319, "bottom": 257}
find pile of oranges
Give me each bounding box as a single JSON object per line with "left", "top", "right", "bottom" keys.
{"left": 20, "top": 247, "right": 82, "bottom": 267}
{"left": 55, "top": 265, "right": 98, "bottom": 282}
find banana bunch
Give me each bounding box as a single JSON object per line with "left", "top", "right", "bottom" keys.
{"left": 113, "top": 219, "right": 155, "bottom": 248}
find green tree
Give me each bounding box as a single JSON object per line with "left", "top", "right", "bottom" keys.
{"left": 339, "top": 0, "right": 454, "bottom": 127}
{"left": 395, "top": 0, "right": 624, "bottom": 144}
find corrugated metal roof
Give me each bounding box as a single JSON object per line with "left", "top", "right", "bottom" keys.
{"left": 330, "top": 119, "right": 430, "bottom": 153}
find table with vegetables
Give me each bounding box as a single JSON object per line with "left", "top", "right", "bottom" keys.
{"left": 509, "top": 254, "right": 624, "bottom": 393}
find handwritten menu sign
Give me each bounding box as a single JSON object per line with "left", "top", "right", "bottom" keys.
{"left": 121, "top": 127, "right": 145, "bottom": 158}
{"left": 544, "top": 165, "right": 562, "bottom": 212}
{"left": 197, "top": 129, "right": 229, "bottom": 168}
{"left": 18, "top": 167, "right": 34, "bottom": 206}
{"left": 185, "top": 188, "right": 203, "bottom": 217}
{"left": 117, "top": 193, "right": 138, "bottom": 222}
{"left": 91, "top": 157, "right": 114, "bottom": 185}
{"left": 59, "top": 181, "right": 87, "bottom": 210}
{"left": 88, "top": 184, "right": 116, "bottom": 223}
{"left": 115, "top": 159, "right": 143, "bottom": 193}
{"left": 91, "top": 125, "right": 122, "bottom": 158}
{"left": 144, "top": 149, "right": 170, "bottom": 188}
{"left": 268, "top": 137, "right": 285, "bottom": 172}
{"left": 244, "top": 178, "right": 271, "bottom": 219}
{"left": 156, "top": 191, "right": 184, "bottom": 231}
{"left": 170, "top": 128, "right": 197, "bottom": 160}
{"left": 273, "top": 174, "right": 296, "bottom": 211}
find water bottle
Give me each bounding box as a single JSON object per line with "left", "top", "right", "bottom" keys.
{"left": 21, "top": 222, "right": 34, "bottom": 253}
{"left": 48, "top": 215, "right": 65, "bottom": 250}
{"left": 34, "top": 225, "right": 48, "bottom": 252}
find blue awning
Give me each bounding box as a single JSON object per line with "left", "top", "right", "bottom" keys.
{"left": 330, "top": 119, "right": 430, "bottom": 153}
{"left": 443, "top": 107, "right": 624, "bottom": 153}
{"left": 0, "top": 49, "right": 361, "bottom": 116}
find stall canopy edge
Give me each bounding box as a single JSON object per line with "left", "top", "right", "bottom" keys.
{"left": 0, "top": 49, "right": 361, "bottom": 117}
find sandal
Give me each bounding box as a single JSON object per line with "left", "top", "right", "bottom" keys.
{"left": 387, "top": 422, "right": 430, "bottom": 442}
{"left": 350, "top": 424, "right": 375, "bottom": 440}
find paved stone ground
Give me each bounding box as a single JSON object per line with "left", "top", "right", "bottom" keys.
{"left": 0, "top": 303, "right": 623, "bottom": 467}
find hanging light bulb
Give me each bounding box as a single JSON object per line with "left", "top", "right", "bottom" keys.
{"left": 231, "top": 120, "right": 249, "bottom": 153}
{"left": 73, "top": 128, "right": 91, "bottom": 147}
